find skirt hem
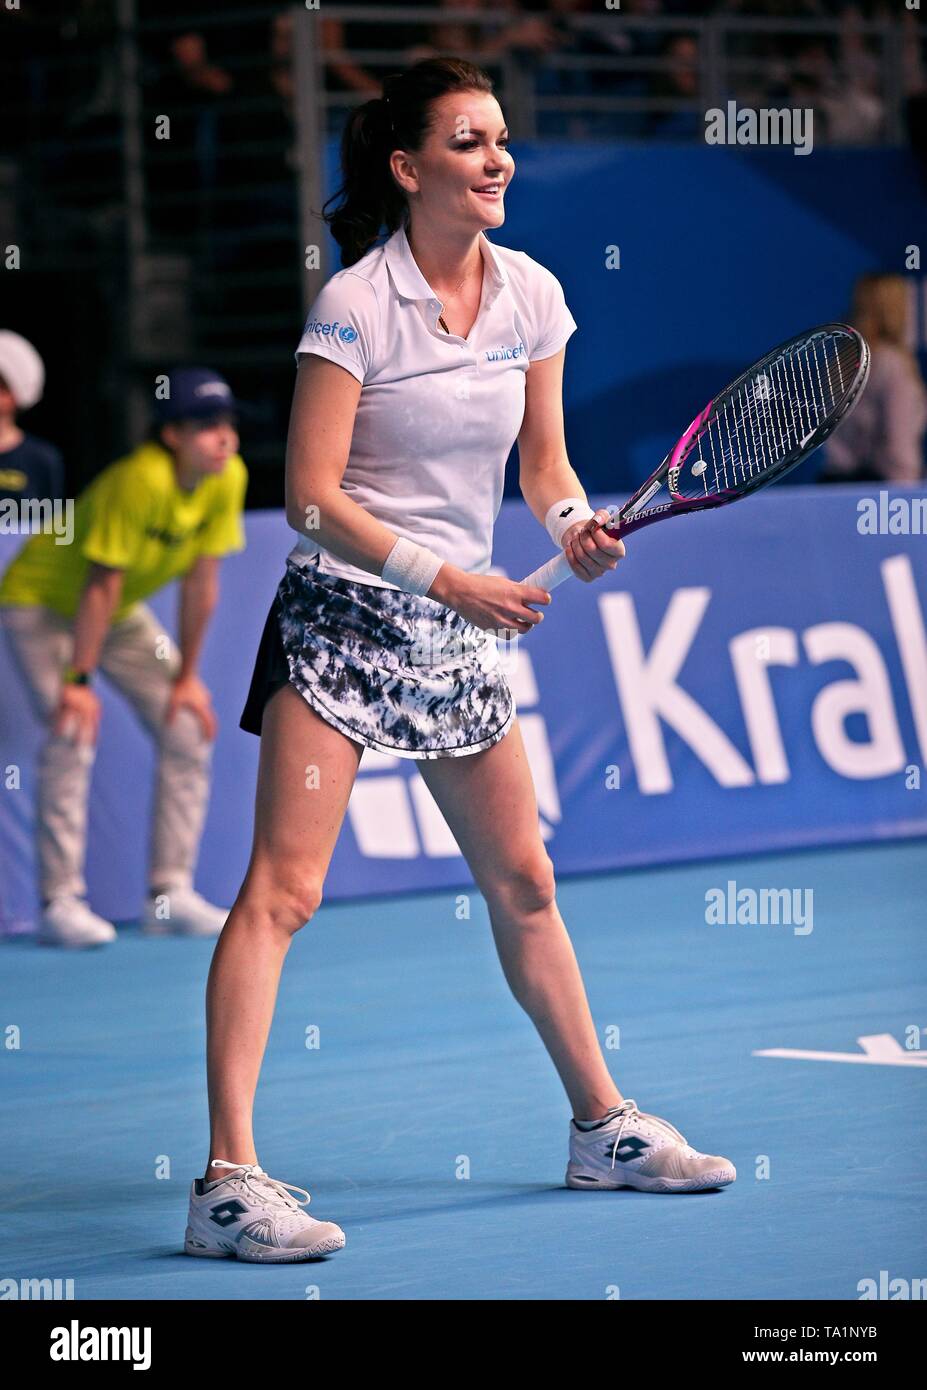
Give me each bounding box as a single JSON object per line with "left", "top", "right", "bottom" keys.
{"left": 239, "top": 562, "right": 515, "bottom": 759}
{"left": 287, "top": 667, "right": 515, "bottom": 760}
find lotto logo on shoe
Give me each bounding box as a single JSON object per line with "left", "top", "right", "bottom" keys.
{"left": 209, "top": 1199, "right": 248, "bottom": 1227}
{"left": 607, "top": 1135, "right": 650, "bottom": 1164}
{"left": 303, "top": 318, "right": 358, "bottom": 344}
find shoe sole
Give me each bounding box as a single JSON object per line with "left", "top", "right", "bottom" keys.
{"left": 566, "top": 1164, "right": 736, "bottom": 1193}
{"left": 184, "top": 1234, "right": 345, "bottom": 1262}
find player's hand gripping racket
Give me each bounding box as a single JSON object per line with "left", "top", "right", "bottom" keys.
{"left": 521, "top": 323, "right": 870, "bottom": 594}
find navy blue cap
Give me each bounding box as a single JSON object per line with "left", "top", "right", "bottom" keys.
{"left": 154, "top": 368, "right": 239, "bottom": 423}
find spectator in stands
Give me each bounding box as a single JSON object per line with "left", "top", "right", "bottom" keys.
{"left": 269, "top": 7, "right": 296, "bottom": 122}
{"left": 320, "top": 0, "right": 559, "bottom": 124}
{"left": 168, "top": 32, "right": 235, "bottom": 99}
{"left": 216, "top": 12, "right": 299, "bottom": 233}
{"left": 145, "top": 27, "right": 235, "bottom": 240}
{"left": 717, "top": 0, "right": 830, "bottom": 116}
{"left": 320, "top": 1, "right": 435, "bottom": 131}
{"left": 819, "top": 274, "right": 927, "bottom": 484}
{"left": 784, "top": 22, "right": 883, "bottom": 145}
{"left": 60, "top": 1, "right": 123, "bottom": 145}
{"left": 428, "top": 0, "right": 559, "bottom": 65}
{"left": 0, "top": 368, "right": 248, "bottom": 948}
{"left": 11, "top": 2, "right": 124, "bottom": 219}
{"left": 784, "top": 39, "right": 837, "bottom": 141}
{"left": 211, "top": 10, "right": 302, "bottom": 338}
{"left": 828, "top": 4, "right": 883, "bottom": 142}
{"left": 650, "top": 33, "right": 702, "bottom": 139}
{"left": 902, "top": 6, "right": 927, "bottom": 187}
{"left": 0, "top": 333, "right": 64, "bottom": 514}
{"left": 532, "top": 0, "right": 655, "bottom": 140}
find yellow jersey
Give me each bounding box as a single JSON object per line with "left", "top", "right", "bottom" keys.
{"left": 0, "top": 442, "right": 248, "bottom": 621}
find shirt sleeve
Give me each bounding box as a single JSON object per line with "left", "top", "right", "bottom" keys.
{"left": 198, "top": 455, "right": 249, "bottom": 557}
{"left": 80, "top": 467, "right": 158, "bottom": 571}
{"left": 295, "top": 272, "right": 380, "bottom": 385}
{"left": 529, "top": 263, "right": 578, "bottom": 362}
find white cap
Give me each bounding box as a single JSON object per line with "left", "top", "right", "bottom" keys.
{"left": 0, "top": 331, "right": 45, "bottom": 411}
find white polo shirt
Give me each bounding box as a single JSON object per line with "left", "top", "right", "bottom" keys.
{"left": 288, "top": 224, "right": 578, "bottom": 589}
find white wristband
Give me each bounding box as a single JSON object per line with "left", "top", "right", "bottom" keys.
{"left": 545, "top": 497, "right": 596, "bottom": 548}
{"left": 381, "top": 536, "right": 444, "bottom": 596}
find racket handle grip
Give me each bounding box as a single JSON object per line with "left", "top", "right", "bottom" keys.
{"left": 520, "top": 550, "right": 573, "bottom": 592}
{"left": 520, "top": 505, "right": 621, "bottom": 596}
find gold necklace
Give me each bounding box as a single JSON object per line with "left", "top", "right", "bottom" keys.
{"left": 436, "top": 265, "right": 477, "bottom": 334}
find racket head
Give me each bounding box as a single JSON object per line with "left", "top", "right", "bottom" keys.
{"left": 612, "top": 323, "right": 870, "bottom": 536}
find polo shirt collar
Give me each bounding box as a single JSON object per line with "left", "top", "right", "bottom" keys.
{"left": 384, "top": 224, "right": 508, "bottom": 304}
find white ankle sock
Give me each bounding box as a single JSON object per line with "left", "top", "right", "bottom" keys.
{"left": 205, "top": 1162, "right": 250, "bottom": 1187}
{"left": 574, "top": 1104, "right": 624, "bottom": 1131}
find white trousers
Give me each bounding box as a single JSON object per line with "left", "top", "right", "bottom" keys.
{"left": 1, "top": 603, "right": 212, "bottom": 903}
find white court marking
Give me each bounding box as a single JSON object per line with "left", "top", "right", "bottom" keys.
{"left": 753, "top": 1033, "right": 927, "bottom": 1067}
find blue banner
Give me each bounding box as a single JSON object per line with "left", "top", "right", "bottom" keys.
{"left": 1, "top": 485, "right": 925, "bottom": 929}
{"left": 323, "top": 144, "right": 927, "bottom": 496}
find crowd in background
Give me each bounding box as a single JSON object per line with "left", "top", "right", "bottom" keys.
{"left": 4, "top": 0, "right": 924, "bottom": 247}
{"left": 0, "top": 0, "right": 924, "bottom": 495}
{"left": 4, "top": 0, "right": 925, "bottom": 153}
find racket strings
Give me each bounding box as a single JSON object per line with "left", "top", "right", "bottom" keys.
{"left": 677, "top": 333, "right": 862, "bottom": 499}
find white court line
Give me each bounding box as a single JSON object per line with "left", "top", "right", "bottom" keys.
{"left": 754, "top": 1033, "right": 927, "bottom": 1067}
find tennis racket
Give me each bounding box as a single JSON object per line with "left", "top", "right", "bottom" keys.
{"left": 521, "top": 323, "right": 870, "bottom": 594}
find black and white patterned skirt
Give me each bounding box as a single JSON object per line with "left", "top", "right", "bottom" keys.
{"left": 240, "top": 557, "right": 515, "bottom": 759}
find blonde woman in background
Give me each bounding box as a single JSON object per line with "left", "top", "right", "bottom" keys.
{"left": 820, "top": 273, "right": 927, "bottom": 484}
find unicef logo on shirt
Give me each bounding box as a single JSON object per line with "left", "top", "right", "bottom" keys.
{"left": 485, "top": 341, "right": 526, "bottom": 363}
{"left": 303, "top": 318, "right": 358, "bottom": 345}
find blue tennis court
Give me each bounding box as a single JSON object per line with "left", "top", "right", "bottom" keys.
{"left": 4, "top": 838, "right": 923, "bottom": 1302}
{"left": 3, "top": 0, "right": 927, "bottom": 1341}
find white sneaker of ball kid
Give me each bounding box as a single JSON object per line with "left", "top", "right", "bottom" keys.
{"left": 184, "top": 1161, "right": 346, "bottom": 1262}
{"left": 566, "top": 1098, "right": 736, "bottom": 1193}
{"left": 38, "top": 896, "right": 117, "bottom": 948}
{"left": 142, "top": 886, "right": 228, "bottom": 937}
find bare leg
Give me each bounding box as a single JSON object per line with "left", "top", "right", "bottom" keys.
{"left": 417, "top": 720, "right": 622, "bottom": 1120}
{"left": 203, "top": 685, "right": 364, "bottom": 1177}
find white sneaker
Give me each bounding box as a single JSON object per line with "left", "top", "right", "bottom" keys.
{"left": 566, "top": 1099, "right": 736, "bottom": 1193}
{"left": 142, "top": 886, "right": 228, "bottom": 937}
{"left": 184, "top": 1161, "right": 346, "bottom": 1262}
{"left": 38, "top": 896, "right": 117, "bottom": 948}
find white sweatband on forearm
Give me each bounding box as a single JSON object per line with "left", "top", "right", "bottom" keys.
{"left": 380, "top": 536, "right": 444, "bottom": 596}
{"left": 545, "top": 497, "right": 596, "bottom": 548}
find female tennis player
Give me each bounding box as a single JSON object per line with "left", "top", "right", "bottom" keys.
{"left": 184, "top": 57, "right": 735, "bottom": 1264}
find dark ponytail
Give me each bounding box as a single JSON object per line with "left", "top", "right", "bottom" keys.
{"left": 321, "top": 56, "right": 495, "bottom": 268}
